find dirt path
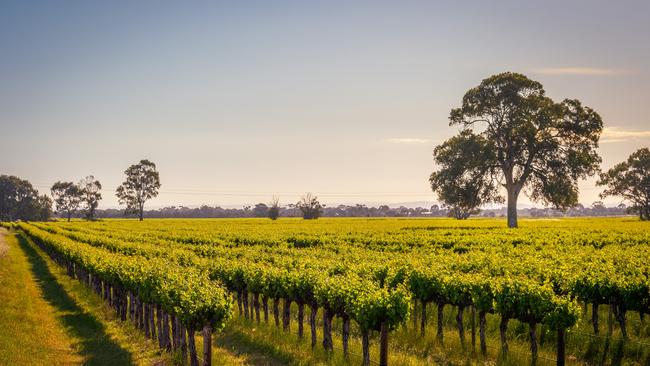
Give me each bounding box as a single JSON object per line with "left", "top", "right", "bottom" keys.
{"left": 0, "top": 227, "right": 8, "bottom": 257}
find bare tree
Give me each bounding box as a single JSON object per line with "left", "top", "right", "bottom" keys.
{"left": 268, "top": 196, "right": 280, "bottom": 220}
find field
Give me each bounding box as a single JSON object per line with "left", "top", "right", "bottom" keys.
{"left": 3, "top": 218, "right": 650, "bottom": 366}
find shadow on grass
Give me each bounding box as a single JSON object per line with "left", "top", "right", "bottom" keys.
{"left": 16, "top": 234, "right": 133, "bottom": 366}
{"left": 215, "top": 322, "right": 298, "bottom": 366}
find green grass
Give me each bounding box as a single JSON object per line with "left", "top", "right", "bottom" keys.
{"left": 0, "top": 229, "right": 81, "bottom": 365}
{"left": 0, "top": 229, "right": 169, "bottom": 365}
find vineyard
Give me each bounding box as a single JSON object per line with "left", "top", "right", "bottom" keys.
{"left": 3, "top": 218, "right": 650, "bottom": 366}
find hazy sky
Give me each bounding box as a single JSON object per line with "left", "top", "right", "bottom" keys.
{"left": 1, "top": 1, "right": 649, "bottom": 208}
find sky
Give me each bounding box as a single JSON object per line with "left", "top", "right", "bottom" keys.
{"left": 1, "top": 0, "right": 649, "bottom": 209}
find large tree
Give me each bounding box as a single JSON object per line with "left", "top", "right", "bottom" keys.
{"left": 430, "top": 130, "right": 503, "bottom": 219}
{"left": 79, "top": 175, "right": 102, "bottom": 220}
{"left": 50, "top": 181, "right": 83, "bottom": 222}
{"left": 0, "top": 175, "right": 52, "bottom": 221}
{"left": 116, "top": 159, "right": 161, "bottom": 221}
{"left": 441, "top": 72, "right": 602, "bottom": 227}
{"left": 597, "top": 148, "right": 650, "bottom": 220}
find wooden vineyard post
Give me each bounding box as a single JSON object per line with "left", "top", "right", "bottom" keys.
{"left": 310, "top": 304, "right": 318, "bottom": 348}
{"left": 557, "top": 327, "right": 566, "bottom": 366}
{"left": 437, "top": 303, "right": 444, "bottom": 342}
{"left": 188, "top": 327, "right": 198, "bottom": 366}
{"left": 379, "top": 321, "right": 389, "bottom": 366}
{"left": 362, "top": 329, "right": 370, "bottom": 366}
{"left": 202, "top": 325, "right": 212, "bottom": 366}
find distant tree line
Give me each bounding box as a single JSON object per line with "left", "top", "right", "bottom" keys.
{"left": 72, "top": 202, "right": 627, "bottom": 220}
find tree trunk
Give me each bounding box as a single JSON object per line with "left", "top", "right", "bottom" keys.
{"left": 506, "top": 186, "right": 519, "bottom": 228}
{"left": 379, "top": 321, "right": 389, "bottom": 366}
{"left": 297, "top": 302, "right": 305, "bottom": 338}
{"left": 149, "top": 304, "right": 157, "bottom": 340}
{"left": 500, "top": 317, "right": 509, "bottom": 356}
{"left": 129, "top": 293, "right": 135, "bottom": 322}
{"left": 437, "top": 303, "right": 444, "bottom": 342}
{"left": 134, "top": 297, "right": 141, "bottom": 330}
{"left": 254, "top": 293, "right": 261, "bottom": 323}
{"left": 529, "top": 323, "right": 538, "bottom": 365}
{"left": 420, "top": 301, "right": 427, "bottom": 337}
{"left": 202, "top": 325, "right": 212, "bottom": 366}
{"left": 457, "top": 305, "right": 465, "bottom": 348}
{"left": 171, "top": 314, "right": 178, "bottom": 351}
{"left": 188, "top": 327, "right": 198, "bottom": 366}
{"left": 413, "top": 300, "right": 418, "bottom": 329}
{"left": 139, "top": 206, "right": 144, "bottom": 221}
{"left": 479, "top": 311, "right": 487, "bottom": 356}
{"left": 362, "top": 329, "right": 370, "bottom": 366}
{"left": 236, "top": 292, "right": 242, "bottom": 316}
{"left": 283, "top": 298, "right": 291, "bottom": 331}
{"left": 557, "top": 328, "right": 566, "bottom": 366}
{"left": 250, "top": 293, "right": 255, "bottom": 320}
{"left": 262, "top": 296, "right": 269, "bottom": 323}
{"left": 273, "top": 298, "right": 280, "bottom": 327}
{"left": 607, "top": 303, "right": 613, "bottom": 337}
{"left": 616, "top": 305, "right": 628, "bottom": 339}
{"left": 592, "top": 303, "right": 599, "bottom": 335}
{"left": 322, "top": 308, "right": 334, "bottom": 351}
{"left": 310, "top": 304, "right": 318, "bottom": 348}
{"left": 471, "top": 306, "right": 476, "bottom": 353}
{"left": 342, "top": 316, "right": 350, "bottom": 356}
{"left": 242, "top": 289, "right": 249, "bottom": 320}
{"left": 181, "top": 323, "right": 188, "bottom": 363}
{"left": 157, "top": 304, "right": 163, "bottom": 348}
{"left": 162, "top": 311, "right": 171, "bottom": 351}
{"left": 144, "top": 303, "right": 151, "bottom": 338}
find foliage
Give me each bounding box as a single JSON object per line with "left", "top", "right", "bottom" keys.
{"left": 0, "top": 175, "right": 51, "bottom": 221}
{"left": 252, "top": 203, "right": 269, "bottom": 218}
{"left": 78, "top": 175, "right": 102, "bottom": 220}
{"left": 598, "top": 148, "right": 650, "bottom": 220}
{"left": 293, "top": 193, "right": 323, "bottom": 220}
{"left": 430, "top": 130, "right": 502, "bottom": 219}
{"left": 13, "top": 217, "right": 650, "bottom": 365}
{"left": 50, "top": 181, "right": 83, "bottom": 222}
{"left": 115, "top": 159, "right": 161, "bottom": 221}
{"left": 441, "top": 72, "right": 603, "bottom": 227}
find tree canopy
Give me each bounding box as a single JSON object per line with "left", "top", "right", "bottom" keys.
{"left": 293, "top": 193, "right": 323, "bottom": 220}
{"left": 79, "top": 175, "right": 102, "bottom": 220}
{"left": 0, "top": 175, "right": 52, "bottom": 221}
{"left": 116, "top": 159, "right": 161, "bottom": 221}
{"left": 50, "top": 181, "right": 83, "bottom": 222}
{"left": 434, "top": 72, "right": 603, "bottom": 227}
{"left": 430, "top": 130, "right": 502, "bottom": 219}
{"left": 598, "top": 148, "right": 650, "bottom": 220}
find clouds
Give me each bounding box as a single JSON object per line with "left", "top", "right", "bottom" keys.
{"left": 532, "top": 67, "right": 634, "bottom": 76}
{"left": 600, "top": 126, "right": 650, "bottom": 143}
{"left": 386, "top": 138, "right": 432, "bottom": 145}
